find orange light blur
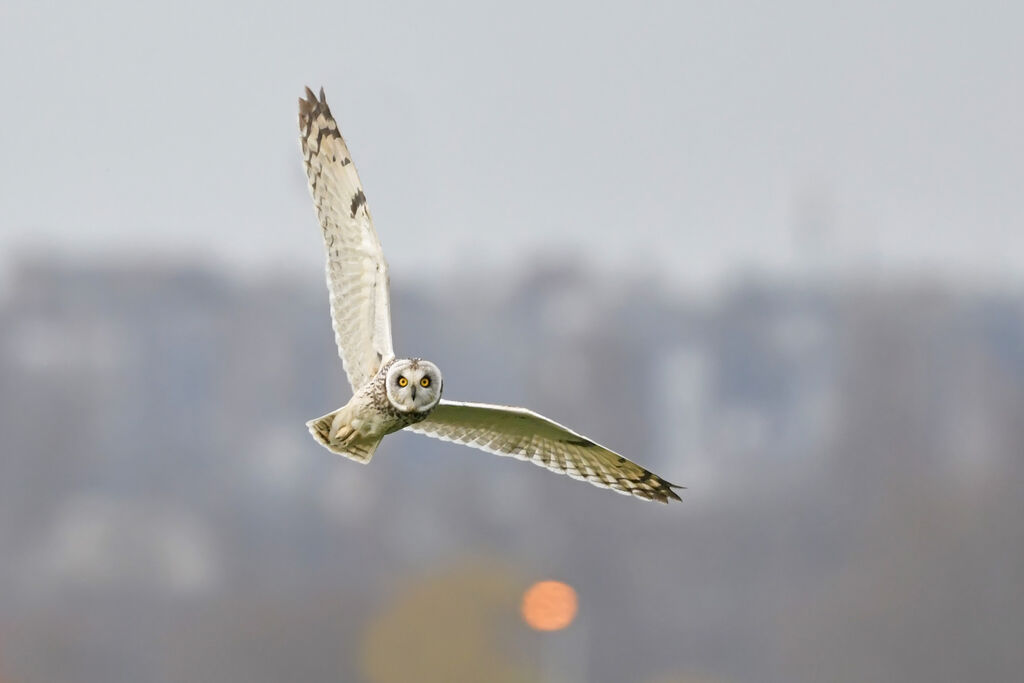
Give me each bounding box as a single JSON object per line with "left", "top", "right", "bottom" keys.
{"left": 521, "top": 580, "right": 578, "bottom": 631}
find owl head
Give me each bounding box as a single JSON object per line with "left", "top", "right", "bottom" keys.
{"left": 385, "top": 358, "right": 443, "bottom": 413}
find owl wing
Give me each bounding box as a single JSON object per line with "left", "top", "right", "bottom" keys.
{"left": 406, "top": 400, "right": 682, "bottom": 503}
{"left": 299, "top": 87, "right": 394, "bottom": 392}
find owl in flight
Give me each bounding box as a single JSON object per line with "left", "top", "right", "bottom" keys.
{"left": 299, "top": 87, "right": 682, "bottom": 503}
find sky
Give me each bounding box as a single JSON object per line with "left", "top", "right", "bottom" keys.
{"left": 1, "top": 0, "right": 1022, "bottom": 287}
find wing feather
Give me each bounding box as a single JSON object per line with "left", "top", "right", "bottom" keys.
{"left": 299, "top": 87, "right": 394, "bottom": 392}
{"left": 407, "top": 400, "right": 683, "bottom": 503}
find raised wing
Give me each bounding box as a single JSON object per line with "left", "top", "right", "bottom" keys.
{"left": 299, "top": 87, "right": 394, "bottom": 392}
{"left": 407, "top": 400, "right": 682, "bottom": 503}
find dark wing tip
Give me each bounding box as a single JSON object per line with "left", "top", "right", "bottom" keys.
{"left": 299, "top": 86, "right": 330, "bottom": 119}
{"left": 663, "top": 483, "right": 684, "bottom": 503}
{"left": 644, "top": 475, "right": 684, "bottom": 504}
{"left": 298, "top": 88, "right": 315, "bottom": 120}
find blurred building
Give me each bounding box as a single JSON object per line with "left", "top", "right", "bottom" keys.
{"left": 0, "top": 259, "right": 1021, "bottom": 683}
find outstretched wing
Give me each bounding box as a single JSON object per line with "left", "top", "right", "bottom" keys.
{"left": 299, "top": 87, "right": 394, "bottom": 392}
{"left": 406, "top": 400, "right": 682, "bottom": 503}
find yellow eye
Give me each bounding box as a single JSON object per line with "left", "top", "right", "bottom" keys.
{"left": 420, "top": 377, "right": 431, "bottom": 388}
{"left": 397, "top": 376, "right": 408, "bottom": 387}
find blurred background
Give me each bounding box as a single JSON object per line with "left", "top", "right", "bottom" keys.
{"left": 1, "top": 1, "right": 1023, "bottom": 682}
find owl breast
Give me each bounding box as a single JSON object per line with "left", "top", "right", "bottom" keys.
{"left": 353, "top": 400, "right": 424, "bottom": 437}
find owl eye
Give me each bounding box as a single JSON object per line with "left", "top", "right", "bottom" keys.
{"left": 420, "top": 377, "right": 431, "bottom": 388}
{"left": 397, "top": 376, "right": 408, "bottom": 387}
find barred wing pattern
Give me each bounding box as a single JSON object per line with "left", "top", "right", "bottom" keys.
{"left": 299, "top": 87, "right": 394, "bottom": 392}
{"left": 407, "top": 401, "right": 682, "bottom": 503}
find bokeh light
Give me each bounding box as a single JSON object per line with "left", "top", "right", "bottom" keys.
{"left": 521, "top": 580, "right": 578, "bottom": 631}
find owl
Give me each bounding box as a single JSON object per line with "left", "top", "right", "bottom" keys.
{"left": 299, "top": 87, "right": 682, "bottom": 503}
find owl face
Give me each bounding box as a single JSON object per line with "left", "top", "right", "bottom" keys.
{"left": 385, "top": 359, "right": 443, "bottom": 413}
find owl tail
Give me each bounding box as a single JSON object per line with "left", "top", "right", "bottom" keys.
{"left": 306, "top": 411, "right": 382, "bottom": 464}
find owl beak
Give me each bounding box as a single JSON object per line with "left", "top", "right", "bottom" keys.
{"left": 410, "top": 387, "right": 417, "bottom": 400}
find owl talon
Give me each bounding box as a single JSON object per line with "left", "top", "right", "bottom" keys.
{"left": 330, "top": 423, "right": 354, "bottom": 444}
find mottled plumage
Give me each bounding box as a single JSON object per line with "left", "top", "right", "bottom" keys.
{"left": 298, "top": 87, "right": 682, "bottom": 503}
{"left": 299, "top": 88, "right": 392, "bottom": 392}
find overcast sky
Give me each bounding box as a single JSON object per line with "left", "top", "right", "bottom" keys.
{"left": 2, "top": 0, "right": 1021, "bottom": 286}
